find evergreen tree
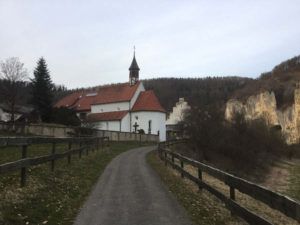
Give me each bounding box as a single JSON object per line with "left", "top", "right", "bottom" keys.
{"left": 31, "top": 57, "right": 53, "bottom": 122}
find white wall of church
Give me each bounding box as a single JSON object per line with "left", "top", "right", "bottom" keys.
{"left": 91, "top": 101, "right": 130, "bottom": 114}
{"left": 92, "top": 120, "right": 120, "bottom": 131}
{"left": 121, "top": 113, "right": 130, "bottom": 132}
{"left": 130, "top": 82, "right": 145, "bottom": 109}
{"left": 131, "top": 111, "right": 166, "bottom": 141}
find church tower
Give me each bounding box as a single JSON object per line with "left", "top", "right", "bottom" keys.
{"left": 129, "top": 50, "right": 140, "bottom": 86}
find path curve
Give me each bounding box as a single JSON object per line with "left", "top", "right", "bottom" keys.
{"left": 73, "top": 145, "right": 193, "bottom": 225}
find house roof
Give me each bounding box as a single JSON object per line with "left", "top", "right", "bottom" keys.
{"left": 86, "top": 110, "right": 128, "bottom": 122}
{"left": 131, "top": 90, "right": 166, "bottom": 113}
{"left": 55, "top": 90, "right": 98, "bottom": 111}
{"left": 55, "top": 82, "right": 141, "bottom": 111}
{"left": 92, "top": 82, "right": 140, "bottom": 105}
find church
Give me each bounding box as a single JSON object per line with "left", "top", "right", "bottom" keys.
{"left": 55, "top": 53, "right": 166, "bottom": 141}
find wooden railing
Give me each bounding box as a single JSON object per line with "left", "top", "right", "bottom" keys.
{"left": 0, "top": 136, "right": 109, "bottom": 187}
{"left": 158, "top": 141, "right": 300, "bottom": 225}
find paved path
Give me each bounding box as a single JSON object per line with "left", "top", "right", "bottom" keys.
{"left": 74, "top": 146, "right": 193, "bottom": 225}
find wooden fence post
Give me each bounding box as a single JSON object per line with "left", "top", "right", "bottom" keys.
{"left": 68, "top": 142, "right": 72, "bottom": 164}
{"left": 164, "top": 152, "right": 167, "bottom": 166}
{"left": 230, "top": 186, "right": 235, "bottom": 200}
{"left": 171, "top": 155, "right": 175, "bottom": 168}
{"left": 79, "top": 141, "right": 82, "bottom": 158}
{"left": 230, "top": 186, "right": 235, "bottom": 215}
{"left": 180, "top": 160, "right": 184, "bottom": 178}
{"left": 51, "top": 142, "right": 56, "bottom": 171}
{"left": 21, "top": 145, "right": 27, "bottom": 187}
{"left": 101, "top": 138, "right": 104, "bottom": 149}
{"left": 198, "top": 168, "right": 202, "bottom": 190}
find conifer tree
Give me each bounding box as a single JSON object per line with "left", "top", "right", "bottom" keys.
{"left": 31, "top": 57, "right": 53, "bottom": 122}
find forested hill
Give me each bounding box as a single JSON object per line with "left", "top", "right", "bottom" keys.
{"left": 232, "top": 55, "right": 300, "bottom": 109}
{"left": 143, "top": 77, "right": 251, "bottom": 111}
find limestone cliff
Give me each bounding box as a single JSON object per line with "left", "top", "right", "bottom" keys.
{"left": 225, "top": 87, "right": 300, "bottom": 144}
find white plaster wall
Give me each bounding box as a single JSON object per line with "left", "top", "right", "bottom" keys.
{"left": 131, "top": 111, "right": 166, "bottom": 141}
{"left": 121, "top": 113, "right": 130, "bottom": 132}
{"left": 92, "top": 120, "right": 120, "bottom": 131}
{"left": 130, "top": 82, "right": 145, "bottom": 109}
{"left": 166, "top": 98, "right": 190, "bottom": 125}
{"left": 108, "top": 121, "right": 120, "bottom": 131}
{"left": 91, "top": 101, "right": 130, "bottom": 113}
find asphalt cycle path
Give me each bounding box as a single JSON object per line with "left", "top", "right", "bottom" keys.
{"left": 74, "top": 145, "right": 193, "bottom": 225}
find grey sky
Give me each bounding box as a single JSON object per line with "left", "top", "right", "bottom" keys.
{"left": 1, "top": 0, "right": 300, "bottom": 89}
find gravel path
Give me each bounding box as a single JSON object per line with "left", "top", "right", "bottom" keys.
{"left": 73, "top": 145, "right": 193, "bottom": 225}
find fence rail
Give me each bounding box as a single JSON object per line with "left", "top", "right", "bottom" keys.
{"left": 158, "top": 140, "right": 300, "bottom": 225}
{"left": 0, "top": 136, "right": 109, "bottom": 187}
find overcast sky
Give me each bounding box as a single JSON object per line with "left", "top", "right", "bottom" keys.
{"left": 1, "top": 0, "right": 300, "bottom": 89}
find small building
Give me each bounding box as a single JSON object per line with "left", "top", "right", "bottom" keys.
{"left": 55, "top": 53, "right": 166, "bottom": 141}
{"left": 0, "top": 103, "right": 36, "bottom": 123}
{"left": 166, "top": 97, "right": 190, "bottom": 139}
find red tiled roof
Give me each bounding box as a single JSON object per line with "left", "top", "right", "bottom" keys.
{"left": 55, "top": 82, "right": 141, "bottom": 112}
{"left": 92, "top": 82, "right": 140, "bottom": 105}
{"left": 55, "top": 90, "right": 98, "bottom": 111}
{"left": 131, "top": 90, "right": 166, "bottom": 113}
{"left": 86, "top": 110, "right": 128, "bottom": 122}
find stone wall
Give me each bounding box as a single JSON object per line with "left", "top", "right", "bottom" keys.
{"left": 0, "top": 123, "right": 158, "bottom": 143}
{"left": 225, "top": 88, "right": 300, "bottom": 144}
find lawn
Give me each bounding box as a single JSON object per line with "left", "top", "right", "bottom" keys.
{"left": 0, "top": 140, "right": 153, "bottom": 225}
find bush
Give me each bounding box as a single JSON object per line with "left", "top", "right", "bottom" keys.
{"left": 181, "top": 106, "right": 288, "bottom": 179}
{"left": 51, "top": 107, "right": 81, "bottom": 126}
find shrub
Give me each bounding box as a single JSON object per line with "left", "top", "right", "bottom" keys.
{"left": 181, "top": 107, "right": 288, "bottom": 178}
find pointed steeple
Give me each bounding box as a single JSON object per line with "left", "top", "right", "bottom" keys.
{"left": 129, "top": 47, "right": 140, "bottom": 86}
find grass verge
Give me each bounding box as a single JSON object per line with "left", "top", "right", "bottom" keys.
{"left": 146, "top": 150, "right": 246, "bottom": 225}
{"left": 147, "top": 150, "right": 300, "bottom": 225}
{"left": 0, "top": 141, "right": 153, "bottom": 225}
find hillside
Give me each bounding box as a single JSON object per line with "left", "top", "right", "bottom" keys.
{"left": 143, "top": 77, "right": 251, "bottom": 111}
{"left": 232, "top": 55, "right": 300, "bottom": 109}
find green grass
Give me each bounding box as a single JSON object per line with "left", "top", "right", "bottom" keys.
{"left": 0, "top": 141, "right": 153, "bottom": 225}
{"left": 146, "top": 150, "right": 245, "bottom": 225}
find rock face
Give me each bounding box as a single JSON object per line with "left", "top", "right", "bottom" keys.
{"left": 225, "top": 88, "right": 300, "bottom": 144}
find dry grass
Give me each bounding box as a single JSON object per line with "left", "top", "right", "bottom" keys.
{"left": 169, "top": 154, "right": 299, "bottom": 225}
{"left": 147, "top": 150, "right": 247, "bottom": 225}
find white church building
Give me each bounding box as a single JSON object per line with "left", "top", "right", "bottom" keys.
{"left": 56, "top": 54, "right": 166, "bottom": 141}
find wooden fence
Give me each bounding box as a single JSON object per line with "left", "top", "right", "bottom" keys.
{"left": 0, "top": 136, "right": 109, "bottom": 187}
{"left": 158, "top": 140, "right": 300, "bottom": 225}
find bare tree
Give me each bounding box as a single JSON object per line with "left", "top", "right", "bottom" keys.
{"left": 0, "top": 57, "right": 28, "bottom": 122}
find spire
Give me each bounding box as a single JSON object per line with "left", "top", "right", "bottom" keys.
{"left": 129, "top": 47, "right": 140, "bottom": 86}
{"left": 129, "top": 46, "right": 140, "bottom": 70}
